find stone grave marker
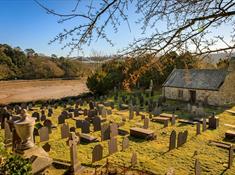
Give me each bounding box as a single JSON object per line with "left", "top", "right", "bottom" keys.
{"left": 89, "top": 101, "right": 94, "bottom": 110}
{"left": 122, "top": 137, "right": 129, "bottom": 151}
{"left": 143, "top": 118, "right": 149, "bottom": 129}
{"left": 209, "top": 113, "right": 219, "bottom": 129}
{"left": 76, "top": 120, "right": 83, "bottom": 128}
{"left": 202, "top": 118, "right": 207, "bottom": 132}
{"left": 93, "top": 117, "right": 101, "bottom": 131}
{"left": 39, "top": 127, "right": 49, "bottom": 142}
{"left": 171, "top": 113, "right": 176, "bottom": 126}
{"left": 182, "top": 130, "right": 188, "bottom": 145}
{"left": 131, "top": 152, "right": 137, "bottom": 167}
{"left": 48, "top": 108, "right": 53, "bottom": 117}
{"left": 43, "top": 119, "right": 53, "bottom": 134}
{"left": 83, "top": 109, "right": 88, "bottom": 116}
{"left": 81, "top": 120, "right": 90, "bottom": 134}
{"left": 108, "top": 137, "right": 118, "bottom": 155}
{"left": 195, "top": 159, "right": 201, "bottom": 175}
{"left": 177, "top": 132, "right": 184, "bottom": 148}
{"left": 101, "top": 108, "right": 107, "bottom": 118}
{"left": 129, "top": 106, "right": 134, "bottom": 120}
{"left": 228, "top": 145, "right": 234, "bottom": 169}
{"left": 4, "top": 120, "right": 12, "bottom": 145}
{"left": 196, "top": 122, "right": 201, "bottom": 135}
{"left": 141, "top": 114, "right": 145, "bottom": 120}
{"left": 61, "top": 123, "right": 70, "bottom": 139}
{"left": 110, "top": 123, "right": 118, "bottom": 138}
{"left": 74, "top": 109, "right": 79, "bottom": 117}
{"left": 70, "top": 127, "right": 76, "bottom": 132}
{"left": 92, "top": 144, "right": 103, "bottom": 163}
{"left": 32, "top": 112, "right": 40, "bottom": 122}
{"left": 101, "top": 123, "right": 110, "bottom": 141}
{"left": 42, "top": 142, "right": 51, "bottom": 152}
{"left": 169, "top": 130, "right": 176, "bottom": 150}
{"left": 68, "top": 132, "right": 81, "bottom": 173}
{"left": 58, "top": 114, "right": 66, "bottom": 124}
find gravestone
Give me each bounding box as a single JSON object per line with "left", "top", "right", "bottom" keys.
{"left": 43, "top": 119, "right": 53, "bottom": 134}
{"left": 81, "top": 120, "right": 90, "bottom": 134}
{"left": 228, "top": 145, "right": 234, "bottom": 169}
{"left": 108, "top": 137, "right": 118, "bottom": 155}
{"left": 92, "top": 144, "right": 103, "bottom": 163}
{"left": 110, "top": 123, "right": 118, "bottom": 138}
{"left": 74, "top": 109, "right": 79, "bottom": 117}
{"left": 131, "top": 152, "right": 137, "bottom": 167}
{"left": 195, "top": 159, "right": 201, "bottom": 175}
{"left": 101, "top": 123, "right": 110, "bottom": 141}
{"left": 68, "top": 132, "right": 81, "bottom": 173}
{"left": 39, "top": 127, "right": 49, "bottom": 142}
{"left": 76, "top": 120, "right": 83, "bottom": 128}
{"left": 42, "top": 142, "right": 51, "bottom": 152}
{"left": 122, "top": 137, "right": 129, "bottom": 151}
{"left": 171, "top": 113, "right": 176, "bottom": 126}
{"left": 41, "top": 110, "right": 47, "bottom": 121}
{"left": 143, "top": 118, "right": 149, "bottom": 129}
{"left": 89, "top": 102, "right": 94, "bottom": 110}
{"left": 101, "top": 108, "right": 107, "bottom": 118}
{"left": 196, "top": 122, "right": 201, "bottom": 135}
{"left": 208, "top": 113, "right": 219, "bottom": 129}
{"left": 169, "top": 130, "right": 176, "bottom": 150}
{"left": 129, "top": 106, "right": 134, "bottom": 120}
{"left": 202, "top": 118, "right": 207, "bottom": 132}
{"left": 32, "top": 112, "right": 40, "bottom": 122}
{"left": 93, "top": 117, "right": 101, "bottom": 131}
{"left": 70, "top": 127, "right": 76, "bottom": 132}
{"left": 48, "top": 108, "right": 53, "bottom": 117}
{"left": 141, "top": 114, "right": 146, "bottom": 120}
{"left": 4, "top": 120, "right": 12, "bottom": 145}
{"left": 58, "top": 114, "right": 66, "bottom": 124}
{"left": 61, "top": 123, "right": 70, "bottom": 139}
{"left": 177, "top": 132, "right": 184, "bottom": 148}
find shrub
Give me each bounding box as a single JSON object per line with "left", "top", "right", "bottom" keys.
{"left": 0, "top": 155, "right": 32, "bottom": 175}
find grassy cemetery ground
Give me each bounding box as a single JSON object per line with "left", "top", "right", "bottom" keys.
{"left": 1, "top": 90, "right": 235, "bottom": 175}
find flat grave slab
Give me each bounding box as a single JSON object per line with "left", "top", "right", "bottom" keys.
{"left": 130, "top": 127, "right": 155, "bottom": 140}
{"left": 226, "top": 110, "right": 235, "bottom": 115}
{"left": 178, "top": 119, "right": 197, "bottom": 125}
{"left": 225, "top": 130, "right": 235, "bottom": 140}
{"left": 79, "top": 133, "right": 98, "bottom": 143}
{"left": 151, "top": 117, "right": 169, "bottom": 127}
{"left": 160, "top": 113, "right": 178, "bottom": 120}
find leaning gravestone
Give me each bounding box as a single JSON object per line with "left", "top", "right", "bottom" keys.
{"left": 81, "top": 120, "right": 90, "bottom": 134}
{"left": 68, "top": 132, "right": 81, "bottom": 174}
{"left": 42, "top": 142, "right": 51, "bottom": 152}
{"left": 122, "top": 137, "right": 129, "bottom": 151}
{"left": 39, "top": 127, "right": 49, "bottom": 142}
{"left": 92, "top": 144, "right": 103, "bottom": 163}
{"left": 131, "top": 152, "right": 137, "bottom": 167}
{"left": 177, "top": 132, "right": 184, "bottom": 148}
{"left": 61, "top": 123, "right": 70, "bottom": 139}
{"left": 169, "top": 130, "right": 176, "bottom": 150}
{"left": 195, "top": 159, "right": 201, "bottom": 175}
{"left": 110, "top": 123, "right": 118, "bottom": 138}
{"left": 93, "top": 117, "right": 101, "bottom": 131}
{"left": 108, "top": 137, "right": 118, "bottom": 155}
{"left": 43, "top": 119, "right": 53, "bottom": 134}
{"left": 143, "top": 118, "right": 149, "bottom": 129}
{"left": 101, "top": 123, "right": 110, "bottom": 141}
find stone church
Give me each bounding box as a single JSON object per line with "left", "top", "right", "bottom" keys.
{"left": 162, "top": 57, "right": 235, "bottom": 106}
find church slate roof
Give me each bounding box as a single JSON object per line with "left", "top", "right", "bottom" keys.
{"left": 162, "top": 69, "right": 228, "bottom": 91}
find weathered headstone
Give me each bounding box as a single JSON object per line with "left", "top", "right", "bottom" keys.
{"left": 92, "top": 144, "right": 103, "bottom": 163}
{"left": 169, "top": 130, "right": 176, "bottom": 150}
{"left": 171, "top": 113, "right": 176, "bottom": 126}
{"left": 131, "top": 152, "right": 137, "bottom": 167}
{"left": 108, "top": 137, "right": 118, "bottom": 155}
{"left": 202, "top": 118, "right": 207, "bottom": 132}
{"left": 196, "top": 122, "right": 201, "bottom": 135}
{"left": 195, "top": 159, "right": 201, "bottom": 175}
{"left": 110, "top": 123, "right": 118, "bottom": 138}
{"left": 81, "top": 120, "right": 90, "bottom": 134}
{"left": 68, "top": 132, "right": 81, "bottom": 173}
{"left": 177, "top": 130, "right": 188, "bottom": 148}
{"left": 228, "top": 145, "right": 234, "bottom": 169}
{"left": 93, "top": 117, "right": 101, "bottom": 131}
{"left": 143, "top": 118, "right": 149, "bottom": 129}
{"left": 61, "top": 123, "right": 70, "bottom": 139}
{"left": 122, "top": 137, "right": 129, "bottom": 151}
{"left": 4, "top": 120, "right": 12, "bottom": 145}
{"left": 43, "top": 119, "right": 53, "bottom": 134}
{"left": 58, "top": 114, "right": 66, "bottom": 124}
{"left": 101, "top": 123, "right": 110, "bottom": 141}
{"left": 39, "top": 127, "right": 49, "bottom": 142}
{"left": 129, "top": 106, "right": 134, "bottom": 120}
{"left": 208, "top": 113, "right": 219, "bottom": 129}
{"left": 76, "top": 120, "right": 83, "bottom": 128}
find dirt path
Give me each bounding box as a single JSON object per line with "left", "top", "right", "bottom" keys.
{"left": 0, "top": 79, "right": 89, "bottom": 104}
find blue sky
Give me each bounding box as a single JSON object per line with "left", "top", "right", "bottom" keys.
{"left": 0, "top": 0, "right": 232, "bottom": 57}
{"left": 0, "top": 0, "right": 140, "bottom": 57}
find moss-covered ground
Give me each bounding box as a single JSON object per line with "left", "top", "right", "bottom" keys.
{"left": 1, "top": 90, "right": 235, "bottom": 174}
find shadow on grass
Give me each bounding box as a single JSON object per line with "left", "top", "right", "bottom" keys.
{"left": 128, "top": 136, "right": 149, "bottom": 143}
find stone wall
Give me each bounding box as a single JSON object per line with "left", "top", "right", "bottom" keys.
{"left": 163, "top": 87, "right": 226, "bottom": 106}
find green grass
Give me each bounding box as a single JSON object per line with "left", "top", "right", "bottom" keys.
{"left": 1, "top": 90, "right": 235, "bottom": 175}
